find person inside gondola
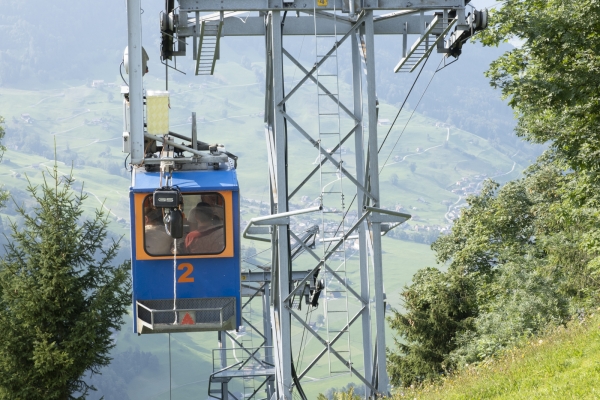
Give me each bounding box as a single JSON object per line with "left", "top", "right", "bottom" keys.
{"left": 144, "top": 208, "right": 172, "bottom": 255}
{"left": 185, "top": 203, "right": 225, "bottom": 254}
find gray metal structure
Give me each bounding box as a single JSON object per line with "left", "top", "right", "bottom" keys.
{"left": 125, "top": 0, "right": 485, "bottom": 398}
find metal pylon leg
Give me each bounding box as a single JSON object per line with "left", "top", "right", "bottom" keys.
{"left": 351, "top": 29, "right": 373, "bottom": 399}
{"left": 266, "top": 10, "right": 293, "bottom": 399}
{"left": 364, "top": 11, "right": 390, "bottom": 394}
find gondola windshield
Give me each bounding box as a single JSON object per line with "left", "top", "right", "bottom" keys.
{"left": 143, "top": 192, "right": 226, "bottom": 256}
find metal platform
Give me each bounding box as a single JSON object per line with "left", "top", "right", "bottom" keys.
{"left": 136, "top": 297, "right": 236, "bottom": 334}
{"left": 212, "top": 366, "right": 276, "bottom": 380}
{"left": 209, "top": 345, "right": 275, "bottom": 399}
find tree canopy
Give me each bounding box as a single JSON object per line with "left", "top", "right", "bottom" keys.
{"left": 479, "top": 0, "right": 600, "bottom": 172}
{"left": 388, "top": 0, "right": 600, "bottom": 387}
{"left": 0, "top": 165, "right": 130, "bottom": 399}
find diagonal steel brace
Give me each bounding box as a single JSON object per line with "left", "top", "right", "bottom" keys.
{"left": 277, "top": 11, "right": 366, "bottom": 106}
{"left": 282, "top": 48, "right": 356, "bottom": 121}
{"left": 288, "top": 123, "right": 359, "bottom": 200}
{"left": 287, "top": 306, "right": 379, "bottom": 395}
{"left": 280, "top": 110, "right": 376, "bottom": 202}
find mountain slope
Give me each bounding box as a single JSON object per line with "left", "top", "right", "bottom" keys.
{"left": 394, "top": 314, "right": 600, "bottom": 400}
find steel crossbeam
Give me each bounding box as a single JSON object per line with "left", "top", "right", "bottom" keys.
{"left": 178, "top": 14, "right": 436, "bottom": 36}
{"left": 178, "top": 0, "right": 464, "bottom": 12}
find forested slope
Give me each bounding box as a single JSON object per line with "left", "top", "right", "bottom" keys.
{"left": 387, "top": 0, "right": 600, "bottom": 393}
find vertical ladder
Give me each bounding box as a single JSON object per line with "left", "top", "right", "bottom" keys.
{"left": 241, "top": 303, "right": 257, "bottom": 398}
{"left": 195, "top": 19, "right": 223, "bottom": 75}
{"left": 313, "top": 4, "right": 352, "bottom": 376}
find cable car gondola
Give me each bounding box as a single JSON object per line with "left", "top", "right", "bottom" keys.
{"left": 125, "top": 96, "right": 241, "bottom": 334}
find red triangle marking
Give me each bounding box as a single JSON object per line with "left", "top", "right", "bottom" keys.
{"left": 181, "top": 313, "right": 195, "bottom": 325}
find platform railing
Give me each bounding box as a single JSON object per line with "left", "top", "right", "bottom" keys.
{"left": 136, "top": 297, "right": 236, "bottom": 333}
{"left": 211, "top": 345, "right": 275, "bottom": 375}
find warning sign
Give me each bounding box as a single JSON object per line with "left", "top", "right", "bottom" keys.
{"left": 181, "top": 312, "right": 195, "bottom": 325}
{"left": 317, "top": 0, "right": 328, "bottom": 6}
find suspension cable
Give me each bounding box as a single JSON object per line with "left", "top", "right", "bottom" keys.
{"left": 380, "top": 57, "right": 445, "bottom": 173}
{"left": 378, "top": 55, "right": 430, "bottom": 153}
{"left": 325, "top": 55, "right": 444, "bottom": 253}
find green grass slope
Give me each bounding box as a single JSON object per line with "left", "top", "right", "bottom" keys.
{"left": 394, "top": 314, "right": 600, "bottom": 400}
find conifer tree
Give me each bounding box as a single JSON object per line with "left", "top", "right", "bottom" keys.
{"left": 0, "top": 116, "right": 8, "bottom": 208}
{"left": 0, "top": 164, "right": 131, "bottom": 399}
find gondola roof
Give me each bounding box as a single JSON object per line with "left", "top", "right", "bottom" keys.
{"left": 131, "top": 167, "right": 239, "bottom": 193}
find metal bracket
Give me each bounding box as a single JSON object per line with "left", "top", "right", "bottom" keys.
{"left": 246, "top": 226, "right": 271, "bottom": 235}
{"left": 365, "top": 206, "right": 411, "bottom": 223}
{"left": 242, "top": 206, "right": 322, "bottom": 242}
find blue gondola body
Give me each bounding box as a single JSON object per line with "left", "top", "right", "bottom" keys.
{"left": 129, "top": 166, "right": 241, "bottom": 334}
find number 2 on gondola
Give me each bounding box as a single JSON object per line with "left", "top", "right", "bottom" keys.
{"left": 178, "top": 263, "right": 194, "bottom": 283}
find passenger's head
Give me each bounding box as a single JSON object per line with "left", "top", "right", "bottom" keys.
{"left": 145, "top": 209, "right": 164, "bottom": 226}
{"left": 192, "top": 202, "right": 214, "bottom": 227}
{"left": 202, "top": 194, "right": 221, "bottom": 206}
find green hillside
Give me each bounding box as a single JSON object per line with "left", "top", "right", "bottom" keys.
{"left": 0, "top": 59, "right": 523, "bottom": 399}
{"left": 393, "top": 313, "right": 600, "bottom": 400}
{"left": 0, "top": 60, "right": 525, "bottom": 231}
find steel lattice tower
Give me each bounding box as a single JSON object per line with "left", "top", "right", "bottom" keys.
{"left": 125, "top": 0, "right": 485, "bottom": 398}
